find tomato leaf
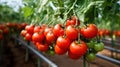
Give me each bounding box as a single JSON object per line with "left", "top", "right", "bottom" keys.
{"left": 22, "top": 6, "right": 33, "bottom": 18}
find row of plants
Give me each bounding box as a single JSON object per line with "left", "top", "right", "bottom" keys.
{"left": 0, "top": 22, "right": 27, "bottom": 40}
{"left": 0, "top": 0, "right": 120, "bottom": 67}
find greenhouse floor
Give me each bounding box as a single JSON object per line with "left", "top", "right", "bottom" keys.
{"left": 0, "top": 41, "right": 119, "bottom": 67}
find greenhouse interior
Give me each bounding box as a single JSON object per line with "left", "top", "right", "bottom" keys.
{"left": 0, "top": 0, "right": 120, "bottom": 67}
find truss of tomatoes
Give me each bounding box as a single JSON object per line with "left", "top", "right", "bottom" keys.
{"left": 21, "top": 16, "right": 104, "bottom": 61}
{"left": 0, "top": 22, "right": 27, "bottom": 40}
{"left": 98, "top": 29, "right": 120, "bottom": 38}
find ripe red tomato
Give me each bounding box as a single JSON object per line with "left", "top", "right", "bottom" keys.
{"left": 25, "top": 33, "right": 32, "bottom": 41}
{"left": 36, "top": 42, "right": 49, "bottom": 52}
{"left": 56, "top": 36, "right": 71, "bottom": 50}
{"left": 81, "top": 24, "right": 98, "bottom": 38}
{"left": 54, "top": 45, "right": 67, "bottom": 55}
{"left": 68, "top": 50, "right": 81, "bottom": 60}
{"left": 34, "top": 26, "right": 41, "bottom": 32}
{"left": 53, "top": 24, "right": 64, "bottom": 37}
{"left": 41, "top": 24, "right": 47, "bottom": 30}
{"left": 69, "top": 41, "right": 87, "bottom": 56}
{"left": 20, "top": 30, "right": 27, "bottom": 37}
{"left": 66, "top": 19, "right": 75, "bottom": 26}
{"left": 66, "top": 25, "right": 78, "bottom": 41}
{"left": 25, "top": 25, "right": 34, "bottom": 34}
{"left": 66, "top": 16, "right": 80, "bottom": 27}
{"left": 32, "top": 32, "right": 45, "bottom": 42}
{"left": 46, "top": 32, "right": 55, "bottom": 43}
{"left": 44, "top": 27, "right": 52, "bottom": 36}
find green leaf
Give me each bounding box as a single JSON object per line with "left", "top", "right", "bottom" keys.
{"left": 22, "top": 6, "right": 33, "bottom": 18}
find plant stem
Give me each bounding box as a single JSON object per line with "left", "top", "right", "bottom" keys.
{"left": 83, "top": 56, "right": 86, "bottom": 67}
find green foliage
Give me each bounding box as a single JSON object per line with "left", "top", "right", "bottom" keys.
{"left": 22, "top": 6, "right": 33, "bottom": 18}
{"left": 0, "top": 4, "right": 24, "bottom": 23}
{"left": 0, "top": 0, "right": 120, "bottom": 29}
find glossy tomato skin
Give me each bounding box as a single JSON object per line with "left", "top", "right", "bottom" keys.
{"left": 46, "top": 32, "right": 55, "bottom": 43}
{"left": 25, "top": 33, "right": 32, "bottom": 41}
{"left": 86, "top": 53, "right": 96, "bottom": 61}
{"left": 56, "top": 36, "right": 71, "bottom": 50}
{"left": 94, "top": 42, "right": 104, "bottom": 52}
{"left": 69, "top": 41, "right": 87, "bottom": 56}
{"left": 54, "top": 45, "right": 67, "bottom": 55}
{"left": 44, "top": 27, "right": 52, "bottom": 36}
{"left": 34, "top": 26, "right": 41, "bottom": 32}
{"left": 68, "top": 50, "right": 81, "bottom": 60}
{"left": 66, "top": 25, "right": 78, "bottom": 41}
{"left": 66, "top": 16, "right": 80, "bottom": 27}
{"left": 20, "top": 30, "right": 27, "bottom": 37}
{"left": 32, "top": 32, "right": 45, "bottom": 43}
{"left": 53, "top": 24, "right": 64, "bottom": 37}
{"left": 81, "top": 24, "right": 98, "bottom": 39}
{"left": 41, "top": 24, "right": 47, "bottom": 30}
{"left": 66, "top": 20, "right": 75, "bottom": 27}
{"left": 36, "top": 42, "right": 49, "bottom": 52}
{"left": 87, "top": 41, "right": 94, "bottom": 48}
{"left": 25, "top": 25, "right": 34, "bottom": 34}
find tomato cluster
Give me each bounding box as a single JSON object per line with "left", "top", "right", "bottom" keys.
{"left": 98, "top": 29, "right": 120, "bottom": 37}
{"left": 113, "top": 30, "right": 120, "bottom": 37}
{"left": 98, "top": 29, "right": 110, "bottom": 37}
{"left": 21, "top": 16, "right": 104, "bottom": 60}
{"left": 0, "top": 22, "right": 27, "bottom": 40}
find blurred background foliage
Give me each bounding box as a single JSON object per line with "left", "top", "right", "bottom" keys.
{"left": 0, "top": 0, "right": 120, "bottom": 30}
